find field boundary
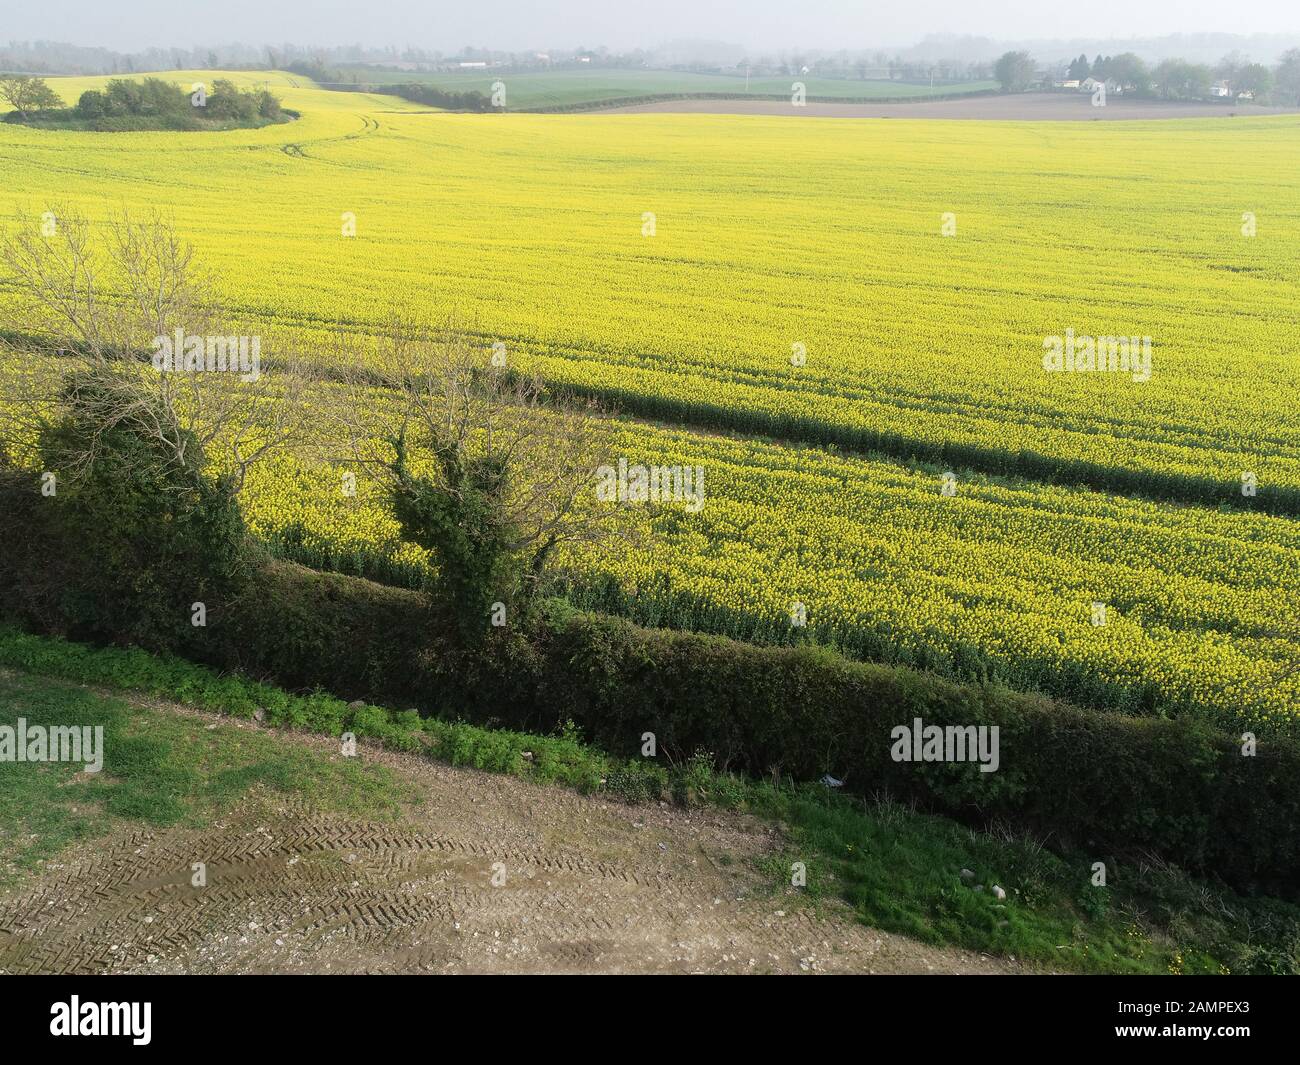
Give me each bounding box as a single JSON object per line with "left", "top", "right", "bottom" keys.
{"left": 6, "top": 548, "right": 1296, "bottom": 894}
{"left": 519, "top": 88, "right": 1003, "bottom": 113}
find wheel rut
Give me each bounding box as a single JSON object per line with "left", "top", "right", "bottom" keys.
{"left": 0, "top": 703, "right": 1025, "bottom": 975}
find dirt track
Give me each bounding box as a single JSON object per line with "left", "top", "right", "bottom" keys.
{"left": 598, "top": 92, "right": 1300, "bottom": 121}
{"left": 0, "top": 705, "right": 1024, "bottom": 975}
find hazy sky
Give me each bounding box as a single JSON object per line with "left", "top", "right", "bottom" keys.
{"left": 10, "top": 0, "right": 1300, "bottom": 52}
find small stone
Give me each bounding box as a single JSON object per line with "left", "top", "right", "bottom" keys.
{"left": 960, "top": 868, "right": 975, "bottom": 881}
{"left": 348, "top": 700, "right": 366, "bottom": 709}
{"left": 992, "top": 885, "right": 1007, "bottom": 900}
{"left": 253, "top": 708, "right": 266, "bottom": 722}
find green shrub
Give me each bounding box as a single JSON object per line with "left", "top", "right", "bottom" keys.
{"left": 606, "top": 759, "right": 670, "bottom": 804}
{"left": 345, "top": 702, "right": 390, "bottom": 738}
{"left": 1, "top": 373, "right": 252, "bottom": 651}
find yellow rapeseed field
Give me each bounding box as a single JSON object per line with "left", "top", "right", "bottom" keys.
{"left": 2, "top": 72, "right": 1298, "bottom": 731}
{"left": 232, "top": 396, "right": 1300, "bottom": 735}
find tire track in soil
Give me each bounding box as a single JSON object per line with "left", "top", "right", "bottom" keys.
{"left": 0, "top": 700, "right": 1026, "bottom": 974}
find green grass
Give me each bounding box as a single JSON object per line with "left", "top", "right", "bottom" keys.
{"left": 749, "top": 786, "right": 1299, "bottom": 975}
{"left": 1, "top": 625, "right": 1296, "bottom": 974}
{"left": 327, "top": 66, "right": 999, "bottom": 108}
{"left": 0, "top": 669, "right": 417, "bottom": 886}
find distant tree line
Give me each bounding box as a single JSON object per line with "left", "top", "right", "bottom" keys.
{"left": 285, "top": 60, "right": 493, "bottom": 111}
{"left": 995, "top": 47, "right": 1300, "bottom": 102}
{"left": 76, "top": 77, "right": 282, "bottom": 121}
{"left": 0, "top": 39, "right": 989, "bottom": 81}
{"left": 382, "top": 83, "right": 493, "bottom": 111}
{"left": 0, "top": 75, "right": 287, "bottom": 129}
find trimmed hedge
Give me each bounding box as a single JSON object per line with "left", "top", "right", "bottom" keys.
{"left": 114, "top": 560, "right": 1298, "bottom": 897}
{"left": 0, "top": 625, "right": 612, "bottom": 791}
{"left": 4, "top": 492, "right": 1297, "bottom": 893}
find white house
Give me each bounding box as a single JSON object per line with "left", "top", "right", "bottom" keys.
{"left": 1080, "top": 77, "right": 1123, "bottom": 95}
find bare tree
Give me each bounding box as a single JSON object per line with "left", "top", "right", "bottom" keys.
{"left": 0, "top": 206, "right": 307, "bottom": 491}
{"left": 2, "top": 204, "right": 216, "bottom": 361}
{"left": 320, "top": 317, "right": 641, "bottom": 618}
